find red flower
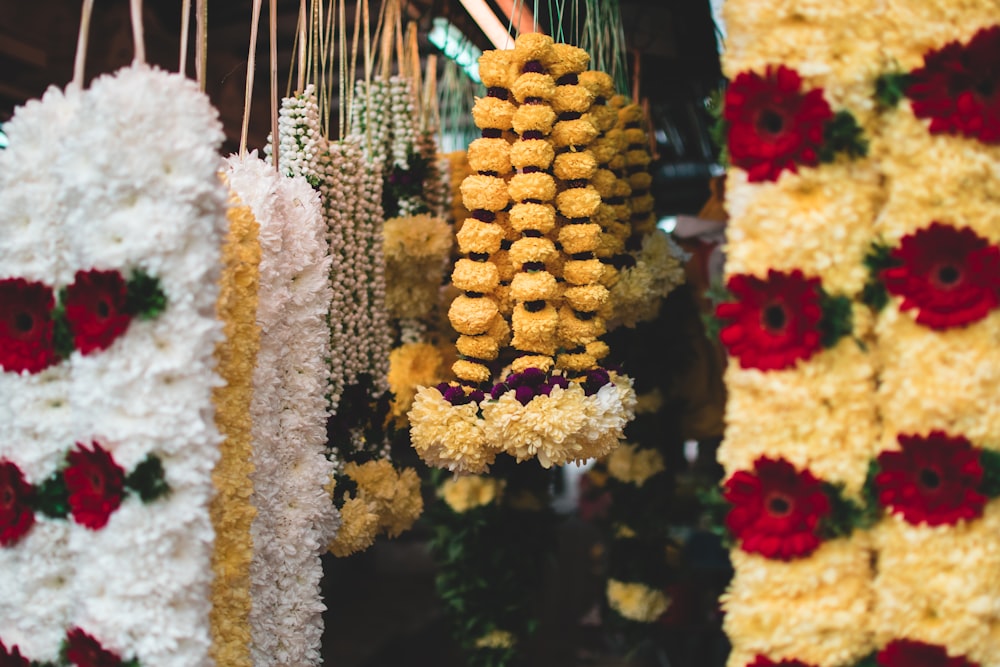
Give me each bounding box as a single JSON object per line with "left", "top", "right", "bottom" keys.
{"left": 875, "top": 431, "right": 987, "bottom": 527}
{"left": 882, "top": 223, "right": 1000, "bottom": 330}
{"left": 64, "top": 442, "right": 125, "bottom": 530}
{"left": 0, "top": 277, "right": 56, "bottom": 374}
{"left": 877, "top": 638, "right": 979, "bottom": 667}
{"left": 0, "top": 638, "right": 30, "bottom": 667}
{"left": 907, "top": 26, "right": 1000, "bottom": 144}
{"left": 716, "top": 270, "right": 824, "bottom": 371}
{"left": 63, "top": 270, "right": 132, "bottom": 355}
{"left": 0, "top": 461, "right": 35, "bottom": 547}
{"left": 725, "top": 65, "right": 834, "bottom": 182}
{"left": 746, "top": 657, "right": 817, "bottom": 667}
{"left": 65, "top": 628, "right": 123, "bottom": 667}
{"left": 723, "top": 457, "right": 831, "bottom": 561}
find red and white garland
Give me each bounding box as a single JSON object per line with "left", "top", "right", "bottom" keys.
{"left": 0, "top": 64, "right": 227, "bottom": 665}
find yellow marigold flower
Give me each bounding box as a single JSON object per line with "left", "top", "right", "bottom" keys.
{"left": 441, "top": 475, "right": 505, "bottom": 513}
{"left": 509, "top": 202, "right": 557, "bottom": 233}
{"left": 467, "top": 137, "right": 512, "bottom": 174}
{"left": 607, "top": 443, "right": 665, "bottom": 487}
{"left": 389, "top": 342, "right": 444, "bottom": 420}
{"left": 607, "top": 580, "right": 670, "bottom": 623}
{"left": 474, "top": 630, "right": 516, "bottom": 650}
{"left": 509, "top": 172, "right": 557, "bottom": 203}
{"left": 510, "top": 139, "right": 555, "bottom": 171}
{"left": 456, "top": 218, "right": 504, "bottom": 254}
{"left": 328, "top": 496, "right": 380, "bottom": 558}
{"left": 461, "top": 174, "right": 510, "bottom": 212}
{"left": 210, "top": 197, "right": 260, "bottom": 667}
{"left": 449, "top": 295, "right": 500, "bottom": 336}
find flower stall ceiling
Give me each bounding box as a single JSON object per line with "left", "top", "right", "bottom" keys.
{"left": 1, "top": 0, "right": 720, "bottom": 212}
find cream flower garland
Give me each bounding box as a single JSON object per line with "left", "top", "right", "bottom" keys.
{"left": 0, "top": 64, "right": 226, "bottom": 666}
{"left": 868, "top": 13, "right": 1000, "bottom": 666}
{"left": 717, "top": 3, "right": 881, "bottom": 666}
{"left": 226, "top": 154, "right": 339, "bottom": 667}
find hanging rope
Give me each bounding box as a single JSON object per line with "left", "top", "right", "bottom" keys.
{"left": 239, "top": 0, "right": 263, "bottom": 156}
{"left": 179, "top": 0, "right": 191, "bottom": 74}
{"left": 196, "top": 0, "right": 207, "bottom": 91}
{"left": 72, "top": 0, "right": 95, "bottom": 88}
{"left": 269, "top": 0, "right": 279, "bottom": 169}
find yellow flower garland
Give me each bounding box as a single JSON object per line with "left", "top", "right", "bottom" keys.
{"left": 606, "top": 579, "right": 670, "bottom": 623}
{"left": 210, "top": 195, "right": 261, "bottom": 667}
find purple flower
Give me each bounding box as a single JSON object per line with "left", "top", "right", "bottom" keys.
{"left": 514, "top": 385, "right": 536, "bottom": 406}
{"left": 491, "top": 383, "right": 509, "bottom": 400}
{"left": 583, "top": 368, "right": 611, "bottom": 396}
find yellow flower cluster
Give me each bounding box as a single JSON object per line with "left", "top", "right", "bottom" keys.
{"left": 723, "top": 538, "right": 874, "bottom": 667}
{"left": 327, "top": 460, "right": 425, "bottom": 557}
{"left": 606, "top": 230, "right": 688, "bottom": 330}
{"left": 210, "top": 195, "right": 261, "bottom": 667}
{"left": 607, "top": 443, "right": 665, "bottom": 488}
{"left": 606, "top": 579, "right": 671, "bottom": 623}
{"left": 717, "top": 324, "right": 878, "bottom": 497}
{"left": 474, "top": 630, "right": 516, "bottom": 650}
{"left": 440, "top": 475, "right": 505, "bottom": 513}
{"left": 871, "top": 504, "right": 1000, "bottom": 665}
{"left": 384, "top": 214, "right": 453, "bottom": 320}
{"left": 410, "top": 385, "right": 497, "bottom": 474}
{"left": 388, "top": 342, "right": 445, "bottom": 421}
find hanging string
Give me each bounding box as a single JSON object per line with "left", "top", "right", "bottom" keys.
{"left": 195, "top": 0, "right": 207, "bottom": 91}
{"left": 338, "top": 0, "right": 347, "bottom": 138}
{"left": 130, "top": 0, "right": 146, "bottom": 64}
{"left": 270, "top": 0, "right": 279, "bottom": 170}
{"left": 239, "top": 0, "right": 263, "bottom": 156}
{"left": 179, "top": 0, "right": 191, "bottom": 75}
{"left": 297, "top": 0, "right": 307, "bottom": 92}
{"left": 72, "top": 0, "right": 95, "bottom": 88}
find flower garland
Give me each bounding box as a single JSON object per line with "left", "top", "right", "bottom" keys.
{"left": 383, "top": 213, "right": 453, "bottom": 322}
{"left": 0, "top": 64, "right": 227, "bottom": 665}
{"left": 865, "top": 17, "right": 1000, "bottom": 666}
{"left": 226, "top": 154, "right": 340, "bottom": 666}
{"left": 209, "top": 190, "right": 260, "bottom": 667}
{"left": 717, "top": 3, "right": 883, "bottom": 665}
{"left": 409, "top": 47, "right": 515, "bottom": 474}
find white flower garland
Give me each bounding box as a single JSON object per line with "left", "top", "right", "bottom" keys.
{"left": 226, "top": 153, "right": 340, "bottom": 667}
{"left": 0, "top": 64, "right": 226, "bottom": 666}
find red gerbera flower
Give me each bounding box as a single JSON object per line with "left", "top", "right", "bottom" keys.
{"left": 877, "top": 638, "right": 979, "bottom": 667}
{"left": 63, "top": 270, "right": 132, "bottom": 355}
{"left": 65, "top": 628, "right": 124, "bottom": 667}
{"left": 882, "top": 223, "right": 1000, "bottom": 330}
{"left": 723, "top": 457, "right": 831, "bottom": 561}
{"left": 725, "top": 65, "right": 834, "bottom": 182}
{"left": 0, "top": 461, "right": 35, "bottom": 547}
{"left": 907, "top": 26, "right": 1000, "bottom": 144}
{"left": 0, "top": 638, "right": 30, "bottom": 667}
{"left": 64, "top": 442, "right": 125, "bottom": 530}
{"left": 875, "top": 431, "right": 987, "bottom": 527}
{"left": 0, "top": 277, "right": 56, "bottom": 374}
{"left": 716, "top": 270, "right": 824, "bottom": 371}
{"left": 746, "top": 656, "right": 816, "bottom": 667}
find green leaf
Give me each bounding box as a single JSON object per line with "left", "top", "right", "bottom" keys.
{"left": 33, "top": 470, "right": 70, "bottom": 519}
{"left": 819, "top": 481, "right": 873, "bottom": 540}
{"left": 855, "top": 651, "right": 881, "bottom": 667}
{"left": 701, "top": 280, "right": 732, "bottom": 344}
{"left": 125, "top": 269, "right": 167, "bottom": 320}
{"left": 862, "top": 459, "right": 882, "bottom": 526}
{"left": 861, "top": 241, "right": 901, "bottom": 312}
{"left": 979, "top": 449, "right": 1000, "bottom": 498}
{"left": 875, "top": 71, "right": 910, "bottom": 109}
{"left": 706, "top": 86, "right": 729, "bottom": 167}
{"left": 820, "top": 110, "right": 868, "bottom": 163}
{"left": 51, "top": 290, "right": 74, "bottom": 360}
{"left": 819, "top": 290, "right": 854, "bottom": 349}
{"left": 696, "top": 485, "right": 733, "bottom": 549}
{"left": 125, "top": 455, "right": 170, "bottom": 503}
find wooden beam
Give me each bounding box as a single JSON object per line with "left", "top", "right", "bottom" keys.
{"left": 0, "top": 33, "right": 47, "bottom": 68}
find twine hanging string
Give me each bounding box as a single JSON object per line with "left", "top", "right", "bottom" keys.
{"left": 270, "top": 0, "right": 279, "bottom": 170}
{"left": 239, "top": 0, "right": 263, "bottom": 156}
{"left": 130, "top": 0, "right": 146, "bottom": 64}
{"left": 196, "top": 0, "right": 207, "bottom": 91}
{"left": 71, "top": 0, "right": 96, "bottom": 88}
{"left": 179, "top": 0, "right": 191, "bottom": 74}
